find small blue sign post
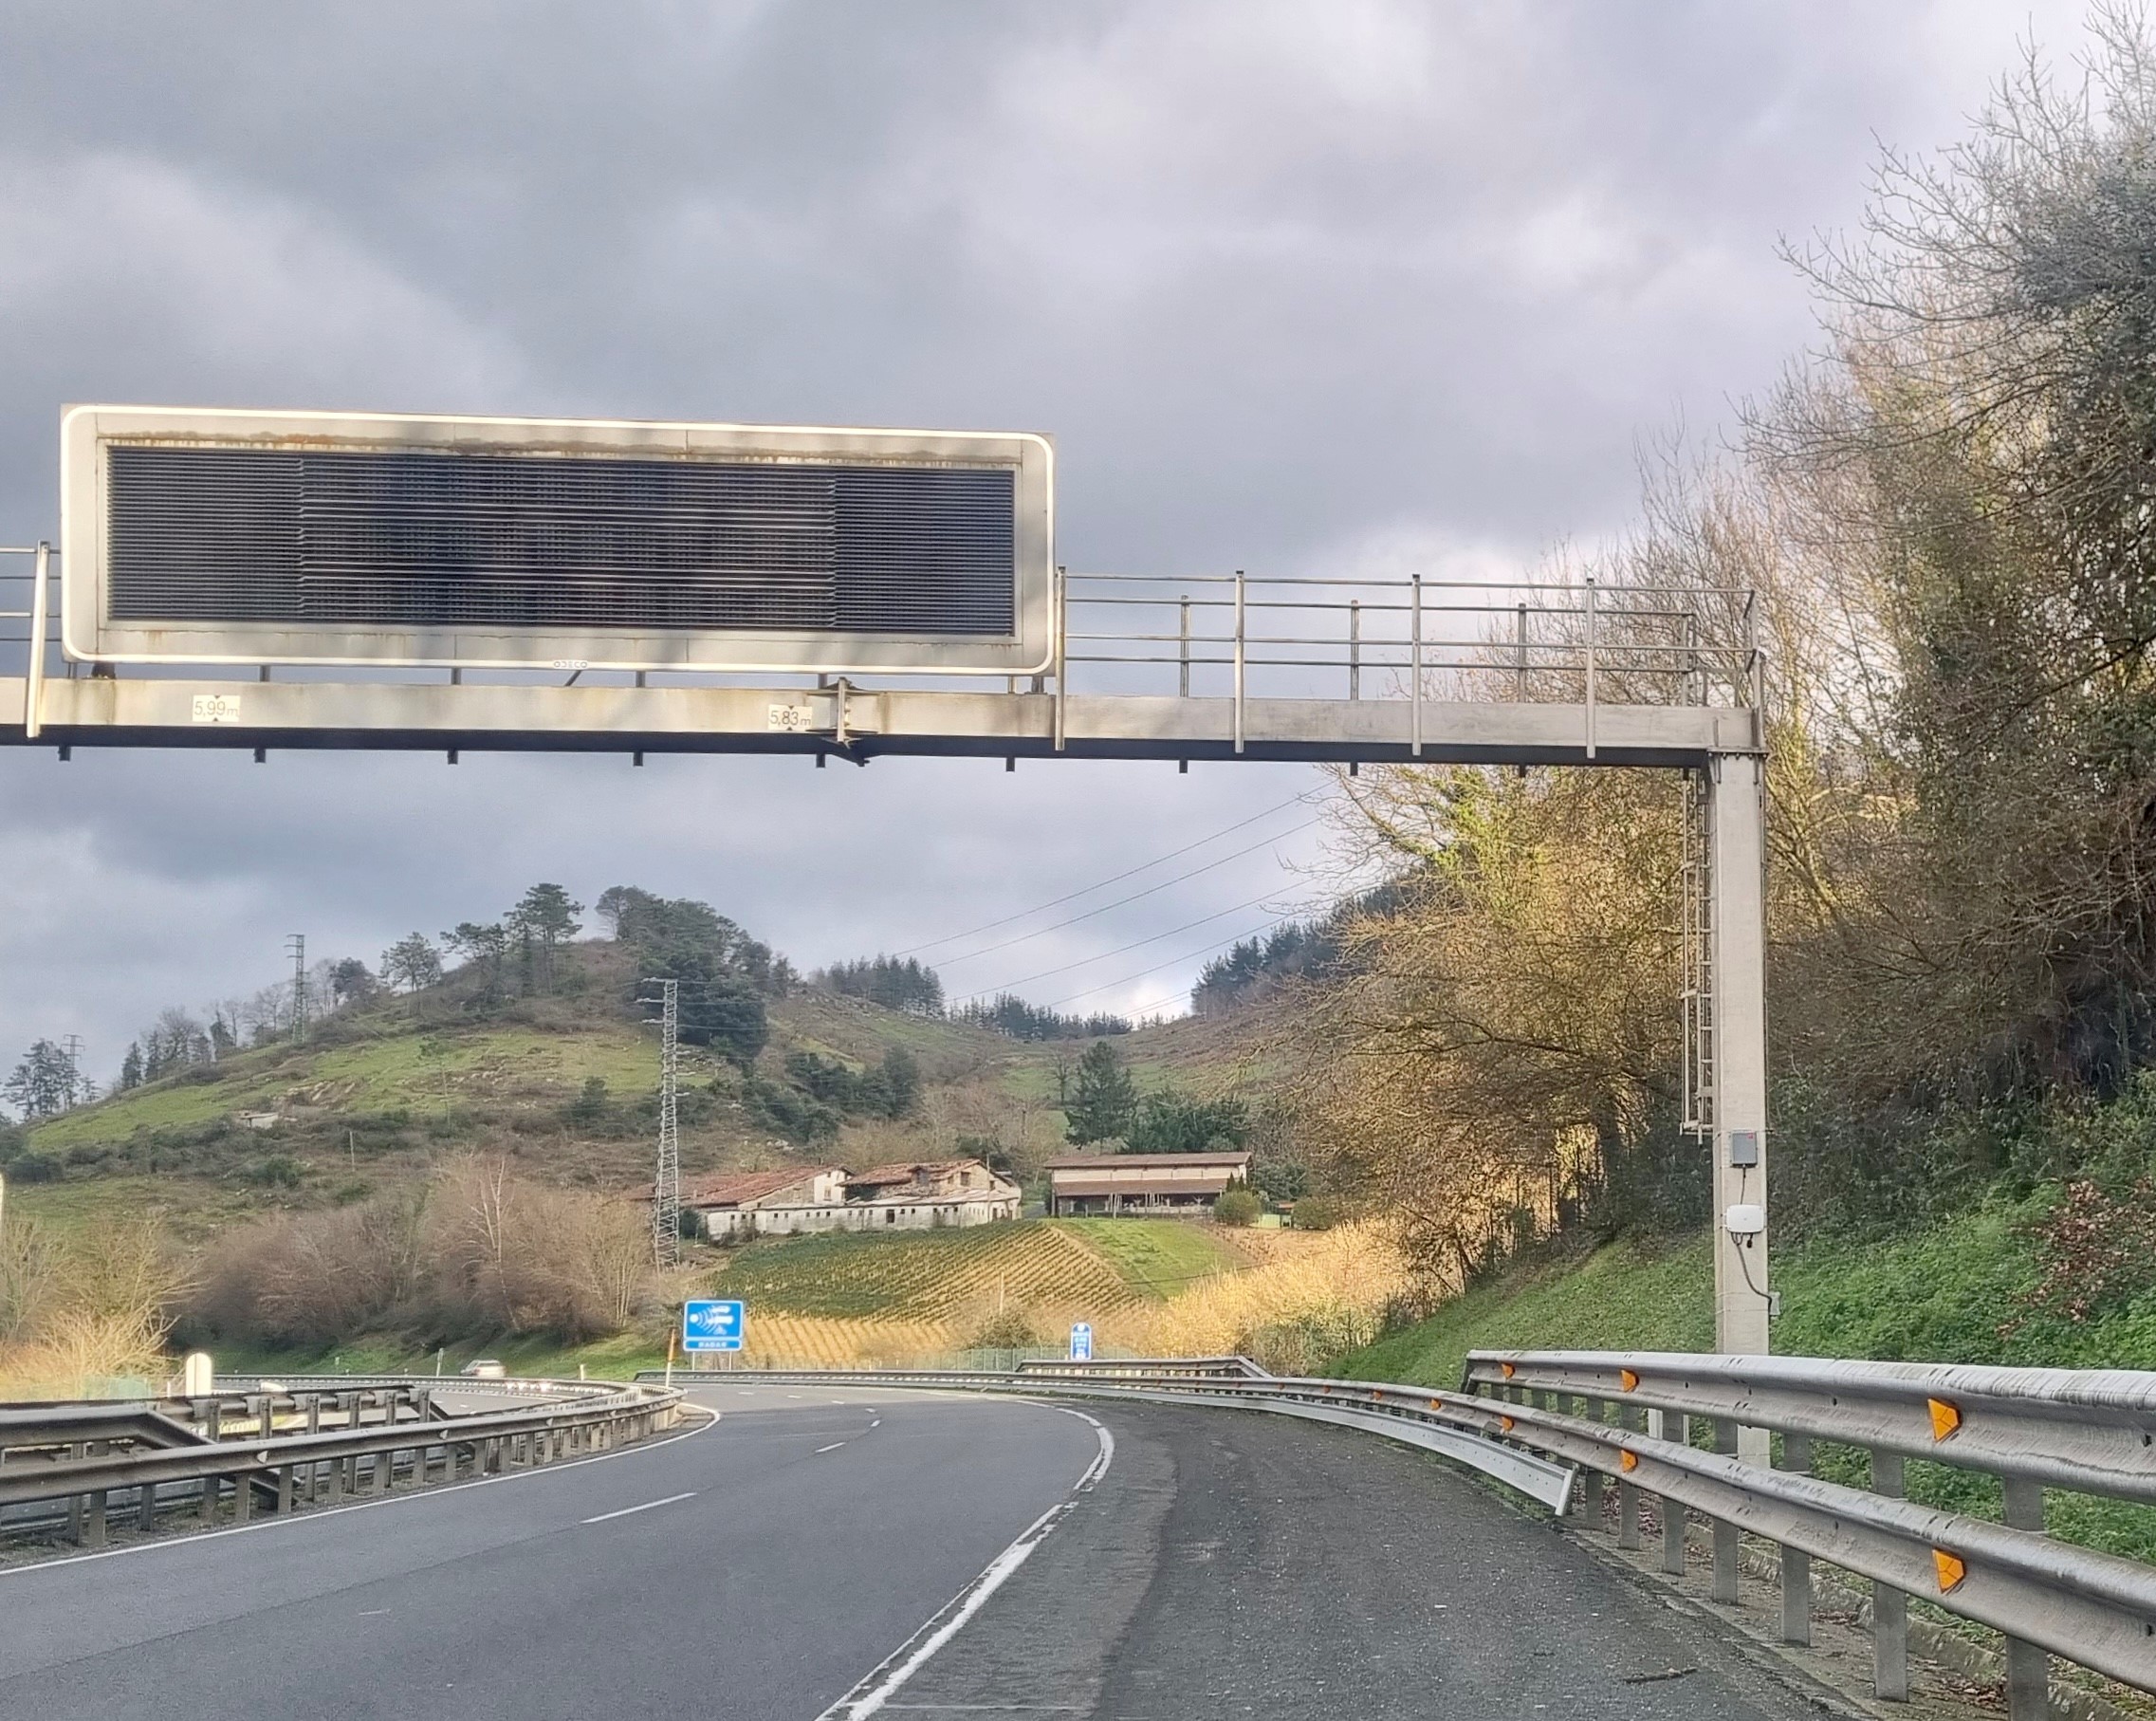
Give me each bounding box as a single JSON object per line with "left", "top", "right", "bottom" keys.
{"left": 1068, "top": 1322, "right": 1093, "bottom": 1362}
{"left": 684, "top": 1299, "right": 746, "bottom": 1358}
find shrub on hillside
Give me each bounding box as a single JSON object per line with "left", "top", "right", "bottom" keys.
{"left": 6, "top": 1153, "right": 61, "bottom": 1184}
{"left": 1289, "top": 1195, "right": 1344, "bottom": 1231}
{"left": 1212, "top": 1189, "right": 1262, "bottom": 1227}
{"left": 967, "top": 1305, "right": 1040, "bottom": 1350}
{"left": 187, "top": 1158, "right": 654, "bottom": 1347}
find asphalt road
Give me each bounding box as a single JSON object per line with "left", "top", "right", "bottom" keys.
{"left": 0, "top": 1385, "right": 1828, "bottom": 1719}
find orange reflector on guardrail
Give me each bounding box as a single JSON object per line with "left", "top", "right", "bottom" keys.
{"left": 1620, "top": 1451, "right": 1639, "bottom": 1472}
{"left": 1500, "top": 1362, "right": 1516, "bottom": 1379}
{"left": 1619, "top": 1369, "right": 1639, "bottom": 1391}
{"left": 1933, "top": 1549, "right": 1966, "bottom": 1593}
{"left": 1500, "top": 1415, "right": 1516, "bottom": 1434}
{"left": 1928, "top": 1398, "right": 1963, "bottom": 1440}
{"left": 1428, "top": 1397, "right": 1443, "bottom": 1412}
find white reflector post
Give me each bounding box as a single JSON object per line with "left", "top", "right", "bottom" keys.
{"left": 61, "top": 406, "right": 1054, "bottom": 675}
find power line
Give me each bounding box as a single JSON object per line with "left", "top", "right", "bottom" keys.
{"left": 1040, "top": 916, "right": 1299, "bottom": 1012}
{"left": 931, "top": 819, "right": 1319, "bottom": 968}
{"left": 893, "top": 793, "right": 1314, "bottom": 957}
{"left": 957, "top": 891, "right": 1294, "bottom": 1003}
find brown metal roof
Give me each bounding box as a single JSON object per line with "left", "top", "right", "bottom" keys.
{"left": 1044, "top": 1152, "right": 1252, "bottom": 1172}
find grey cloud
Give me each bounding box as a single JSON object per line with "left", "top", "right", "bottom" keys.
{"left": 0, "top": 0, "right": 2093, "bottom": 1077}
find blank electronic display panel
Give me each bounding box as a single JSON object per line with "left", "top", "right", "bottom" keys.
{"left": 63, "top": 408, "right": 1054, "bottom": 674}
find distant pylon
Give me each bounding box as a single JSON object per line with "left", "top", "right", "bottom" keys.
{"left": 643, "top": 978, "right": 680, "bottom": 1268}
{"left": 286, "top": 934, "right": 307, "bottom": 1043}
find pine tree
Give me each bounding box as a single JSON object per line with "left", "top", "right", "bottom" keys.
{"left": 380, "top": 933, "right": 443, "bottom": 993}
{"left": 119, "top": 1042, "right": 144, "bottom": 1091}
{"left": 1063, "top": 1039, "right": 1139, "bottom": 1145}
{"left": 508, "top": 883, "right": 583, "bottom": 993}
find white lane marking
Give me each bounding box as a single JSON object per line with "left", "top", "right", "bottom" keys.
{"left": 815, "top": 1441, "right": 846, "bottom": 1454}
{"left": 581, "top": 1490, "right": 697, "bottom": 1525}
{"left": 817, "top": 1407, "right": 1115, "bottom": 1721}
{"left": 869, "top": 1418, "right": 881, "bottom": 1429}
{"left": 0, "top": 1404, "right": 721, "bottom": 1578}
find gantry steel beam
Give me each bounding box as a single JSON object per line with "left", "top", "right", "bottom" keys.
{"left": 0, "top": 676, "right": 1756, "bottom": 768}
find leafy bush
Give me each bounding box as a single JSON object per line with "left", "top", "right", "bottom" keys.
{"left": 967, "top": 1305, "right": 1040, "bottom": 1349}
{"left": 1129, "top": 1090, "right": 1249, "bottom": 1156}
{"left": 245, "top": 1155, "right": 306, "bottom": 1189}
{"left": 1212, "top": 1188, "right": 1262, "bottom": 1227}
{"left": 1290, "top": 1195, "right": 1345, "bottom": 1231}
{"left": 5, "top": 1153, "right": 60, "bottom": 1184}
{"left": 742, "top": 1074, "right": 840, "bottom": 1146}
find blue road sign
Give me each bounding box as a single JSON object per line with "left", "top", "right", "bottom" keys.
{"left": 684, "top": 1299, "right": 746, "bottom": 1352}
{"left": 1069, "top": 1322, "right": 1093, "bottom": 1362}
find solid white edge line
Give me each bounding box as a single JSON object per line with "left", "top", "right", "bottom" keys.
{"left": 816, "top": 1405, "right": 1114, "bottom": 1721}
{"left": 581, "top": 1490, "right": 697, "bottom": 1524}
{"left": 0, "top": 1404, "right": 721, "bottom": 1578}
{"left": 815, "top": 1442, "right": 846, "bottom": 1454}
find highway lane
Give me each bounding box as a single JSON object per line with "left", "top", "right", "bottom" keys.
{"left": 0, "top": 1383, "right": 1842, "bottom": 1719}
{"left": 0, "top": 1385, "right": 1102, "bottom": 1721}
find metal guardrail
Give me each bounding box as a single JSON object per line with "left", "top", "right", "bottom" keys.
{"left": 652, "top": 1357, "right": 2156, "bottom": 1713}
{"left": 1012, "top": 1355, "right": 1271, "bottom": 1380}
{"left": 0, "top": 1375, "right": 686, "bottom": 1548}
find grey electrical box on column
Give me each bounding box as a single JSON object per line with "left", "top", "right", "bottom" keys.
{"left": 1727, "top": 1129, "right": 1760, "bottom": 1167}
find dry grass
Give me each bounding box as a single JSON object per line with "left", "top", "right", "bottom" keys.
{"left": 1096, "top": 1222, "right": 1412, "bottom": 1370}
{"left": 0, "top": 1213, "right": 192, "bottom": 1398}
{"left": 715, "top": 1220, "right": 1413, "bottom": 1373}
{"left": 0, "top": 1305, "right": 172, "bottom": 1399}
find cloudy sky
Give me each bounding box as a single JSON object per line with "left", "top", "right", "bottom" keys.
{"left": 0, "top": 1, "right": 2093, "bottom": 1082}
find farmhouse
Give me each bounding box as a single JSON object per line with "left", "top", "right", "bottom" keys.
{"left": 680, "top": 1166, "right": 847, "bottom": 1239}
{"left": 1043, "top": 1150, "right": 1252, "bottom": 1217}
{"left": 672, "top": 1158, "right": 1021, "bottom": 1239}
{"left": 844, "top": 1159, "right": 1023, "bottom": 1231}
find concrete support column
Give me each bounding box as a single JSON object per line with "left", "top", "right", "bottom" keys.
{"left": 1708, "top": 751, "right": 1771, "bottom": 1367}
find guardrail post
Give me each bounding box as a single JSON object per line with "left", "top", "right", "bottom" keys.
{"left": 66, "top": 1448, "right": 84, "bottom": 1542}
{"left": 83, "top": 1489, "right": 106, "bottom": 1548}
{"left": 1616, "top": 1404, "right": 1642, "bottom": 1550}
{"left": 1870, "top": 1451, "right": 1907, "bottom": 1700}
{"left": 1778, "top": 1432, "right": 1811, "bottom": 1645}
{"left": 234, "top": 1472, "right": 252, "bottom": 1523}
{"left": 198, "top": 1475, "right": 217, "bottom": 1525}
{"left": 2002, "top": 1477, "right": 2051, "bottom": 1719}
{"left": 1711, "top": 1418, "right": 1740, "bottom": 1604}
{"left": 276, "top": 1464, "right": 294, "bottom": 1515}
{"left": 137, "top": 1481, "right": 156, "bottom": 1531}
{"left": 1649, "top": 1410, "right": 1686, "bottom": 1573}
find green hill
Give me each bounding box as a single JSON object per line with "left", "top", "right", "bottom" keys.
{"left": 3, "top": 936, "right": 1279, "bottom": 1252}
{"left": 5, "top": 943, "right": 1062, "bottom": 1239}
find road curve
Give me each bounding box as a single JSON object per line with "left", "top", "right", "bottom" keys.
{"left": 0, "top": 1385, "right": 1100, "bottom": 1721}
{"left": 0, "top": 1383, "right": 1828, "bottom": 1719}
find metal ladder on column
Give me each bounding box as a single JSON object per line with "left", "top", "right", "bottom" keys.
{"left": 1680, "top": 768, "right": 1715, "bottom": 1138}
